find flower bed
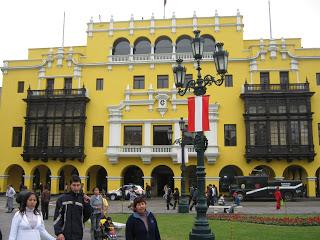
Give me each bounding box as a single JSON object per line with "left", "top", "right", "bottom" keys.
{"left": 207, "top": 214, "right": 320, "bottom": 226}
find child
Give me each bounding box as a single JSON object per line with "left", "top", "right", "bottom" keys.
{"left": 97, "top": 216, "right": 117, "bottom": 240}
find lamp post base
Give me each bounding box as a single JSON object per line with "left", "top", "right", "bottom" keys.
{"left": 189, "top": 218, "right": 215, "bottom": 240}
{"left": 178, "top": 197, "right": 189, "bottom": 213}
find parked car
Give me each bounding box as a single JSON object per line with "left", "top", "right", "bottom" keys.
{"left": 107, "top": 184, "right": 145, "bottom": 201}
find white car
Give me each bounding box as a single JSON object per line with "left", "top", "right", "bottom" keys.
{"left": 107, "top": 184, "right": 145, "bottom": 201}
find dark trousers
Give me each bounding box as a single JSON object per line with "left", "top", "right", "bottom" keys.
{"left": 189, "top": 200, "right": 197, "bottom": 211}
{"left": 173, "top": 199, "right": 178, "bottom": 209}
{"left": 166, "top": 198, "right": 173, "bottom": 210}
{"left": 41, "top": 201, "right": 49, "bottom": 220}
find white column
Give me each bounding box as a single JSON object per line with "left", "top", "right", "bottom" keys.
{"left": 144, "top": 122, "right": 151, "bottom": 146}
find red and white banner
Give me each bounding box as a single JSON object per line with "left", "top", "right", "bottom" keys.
{"left": 188, "top": 95, "right": 210, "bottom": 132}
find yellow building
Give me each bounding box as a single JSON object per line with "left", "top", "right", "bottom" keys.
{"left": 1, "top": 12, "right": 320, "bottom": 197}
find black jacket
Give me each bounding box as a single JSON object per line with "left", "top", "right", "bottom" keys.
{"left": 53, "top": 191, "right": 93, "bottom": 240}
{"left": 126, "top": 211, "right": 161, "bottom": 240}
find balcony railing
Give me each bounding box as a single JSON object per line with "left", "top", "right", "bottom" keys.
{"left": 109, "top": 52, "right": 214, "bottom": 63}
{"left": 243, "top": 83, "right": 310, "bottom": 93}
{"left": 107, "top": 145, "right": 196, "bottom": 154}
{"left": 22, "top": 146, "right": 85, "bottom": 162}
{"left": 27, "top": 88, "right": 87, "bottom": 98}
{"left": 245, "top": 144, "right": 315, "bottom": 162}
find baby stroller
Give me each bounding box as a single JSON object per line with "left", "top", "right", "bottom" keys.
{"left": 94, "top": 216, "right": 118, "bottom": 240}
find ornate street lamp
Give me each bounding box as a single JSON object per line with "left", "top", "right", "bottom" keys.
{"left": 167, "top": 118, "right": 190, "bottom": 213}
{"left": 172, "top": 30, "right": 229, "bottom": 240}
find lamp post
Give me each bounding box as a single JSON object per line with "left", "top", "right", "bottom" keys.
{"left": 172, "top": 30, "right": 228, "bottom": 240}
{"left": 167, "top": 117, "right": 189, "bottom": 213}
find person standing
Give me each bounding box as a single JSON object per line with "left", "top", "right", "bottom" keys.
{"left": 163, "top": 184, "right": 168, "bottom": 199}
{"left": 126, "top": 197, "right": 161, "bottom": 240}
{"left": 189, "top": 187, "right": 198, "bottom": 211}
{"left": 274, "top": 186, "right": 282, "bottom": 210}
{"left": 212, "top": 184, "right": 218, "bottom": 204}
{"left": 145, "top": 183, "right": 151, "bottom": 199}
{"left": 166, "top": 186, "right": 173, "bottom": 210}
{"left": 6, "top": 185, "right": 16, "bottom": 213}
{"left": 54, "top": 175, "right": 93, "bottom": 240}
{"left": 189, "top": 185, "right": 195, "bottom": 205}
{"left": 206, "top": 184, "right": 213, "bottom": 207}
{"left": 41, "top": 185, "right": 51, "bottom": 220}
{"left": 90, "top": 187, "right": 104, "bottom": 240}
{"left": 8, "top": 192, "right": 55, "bottom": 240}
{"left": 173, "top": 188, "right": 180, "bottom": 210}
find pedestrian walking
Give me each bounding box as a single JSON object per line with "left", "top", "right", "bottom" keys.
{"left": 189, "top": 186, "right": 195, "bottom": 205}
{"left": 125, "top": 196, "right": 161, "bottom": 240}
{"left": 206, "top": 184, "right": 214, "bottom": 207}
{"left": 163, "top": 184, "right": 168, "bottom": 199}
{"left": 8, "top": 192, "right": 55, "bottom": 240}
{"left": 166, "top": 186, "right": 174, "bottom": 210}
{"left": 173, "top": 188, "right": 180, "bottom": 210}
{"left": 90, "top": 187, "right": 104, "bottom": 240}
{"left": 54, "top": 175, "right": 93, "bottom": 240}
{"left": 6, "top": 185, "right": 16, "bottom": 213}
{"left": 40, "top": 185, "right": 51, "bottom": 220}
{"left": 189, "top": 187, "right": 198, "bottom": 211}
{"left": 274, "top": 186, "right": 282, "bottom": 210}
{"left": 145, "top": 183, "right": 151, "bottom": 199}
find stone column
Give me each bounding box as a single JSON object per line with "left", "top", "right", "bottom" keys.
{"left": 306, "top": 177, "right": 317, "bottom": 197}
{"left": 79, "top": 176, "right": 88, "bottom": 194}
{"left": 23, "top": 175, "right": 34, "bottom": 191}
{"left": 173, "top": 176, "right": 182, "bottom": 191}
{"left": 50, "top": 176, "right": 61, "bottom": 195}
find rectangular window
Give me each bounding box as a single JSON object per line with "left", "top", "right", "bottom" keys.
{"left": 92, "top": 126, "right": 104, "bottom": 147}
{"left": 12, "top": 127, "right": 22, "bottom": 147}
{"left": 29, "top": 125, "right": 36, "bottom": 146}
{"left": 157, "top": 75, "right": 169, "bottom": 89}
{"left": 64, "top": 124, "right": 75, "bottom": 147}
{"left": 290, "top": 121, "right": 299, "bottom": 145}
{"left": 225, "top": 75, "right": 233, "bottom": 87}
{"left": 279, "top": 121, "right": 287, "bottom": 145}
{"left": 46, "top": 78, "right": 54, "bottom": 90}
{"left": 96, "top": 78, "right": 104, "bottom": 91}
{"left": 124, "top": 126, "right": 142, "bottom": 145}
{"left": 133, "top": 76, "right": 145, "bottom": 89}
{"left": 37, "top": 125, "right": 48, "bottom": 147}
{"left": 64, "top": 78, "right": 72, "bottom": 89}
{"left": 260, "top": 72, "right": 270, "bottom": 86}
{"left": 316, "top": 73, "right": 320, "bottom": 86}
{"left": 224, "top": 124, "right": 236, "bottom": 146}
{"left": 153, "top": 125, "right": 172, "bottom": 145}
{"left": 270, "top": 122, "right": 279, "bottom": 145}
{"left": 300, "top": 121, "right": 308, "bottom": 145}
{"left": 47, "top": 124, "right": 54, "bottom": 146}
{"left": 54, "top": 124, "right": 61, "bottom": 146}
{"left": 249, "top": 122, "right": 266, "bottom": 145}
{"left": 17, "top": 81, "right": 24, "bottom": 93}
{"left": 280, "top": 71, "right": 289, "bottom": 86}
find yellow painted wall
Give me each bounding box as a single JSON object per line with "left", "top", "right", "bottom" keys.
{"left": 1, "top": 15, "right": 320, "bottom": 197}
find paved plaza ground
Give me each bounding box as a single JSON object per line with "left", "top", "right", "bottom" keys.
{"left": 0, "top": 196, "right": 319, "bottom": 239}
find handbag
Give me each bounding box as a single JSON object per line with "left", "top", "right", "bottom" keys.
{"left": 280, "top": 199, "right": 284, "bottom": 206}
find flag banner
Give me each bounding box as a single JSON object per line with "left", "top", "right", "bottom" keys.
{"left": 177, "top": 147, "right": 189, "bottom": 164}
{"left": 188, "top": 95, "right": 210, "bottom": 132}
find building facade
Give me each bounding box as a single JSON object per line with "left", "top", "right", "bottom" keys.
{"left": 1, "top": 11, "right": 320, "bottom": 197}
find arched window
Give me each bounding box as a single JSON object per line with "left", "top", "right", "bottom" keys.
{"left": 155, "top": 36, "right": 172, "bottom": 54}
{"left": 202, "top": 35, "right": 216, "bottom": 52}
{"left": 113, "top": 38, "right": 130, "bottom": 55}
{"left": 176, "top": 35, "right": 192, "bottom": 53}
{"left": 134, "top": 37, "right": 151, "bottom": 54}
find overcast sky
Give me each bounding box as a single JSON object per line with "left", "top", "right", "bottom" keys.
{"left": 1, "top": 0, "right": 319, "bottom": 87}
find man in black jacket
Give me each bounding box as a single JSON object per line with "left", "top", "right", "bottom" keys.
{"left": 54, "top": 175, "right": 93, "bottom": 240}
{"left": 126, "top": 196, "right": 161, "bottom": 240}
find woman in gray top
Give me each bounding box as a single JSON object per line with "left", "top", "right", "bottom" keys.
{"left": 90, "top": 187, "right": 104, "bottom": 240}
